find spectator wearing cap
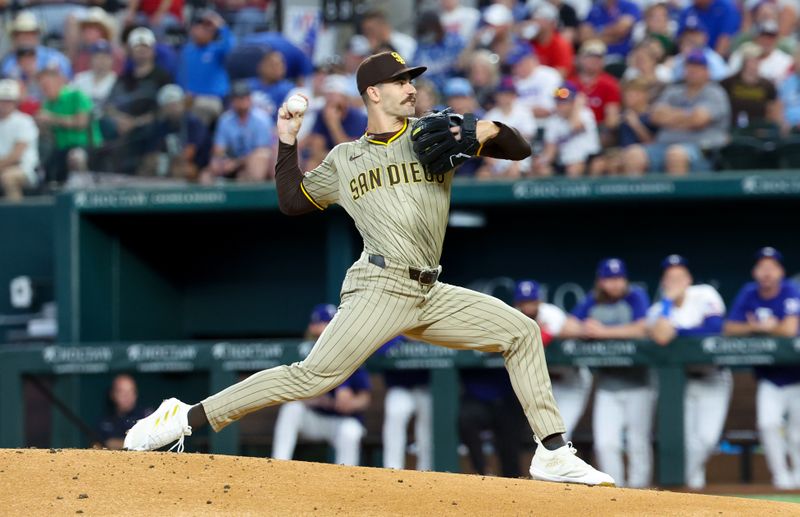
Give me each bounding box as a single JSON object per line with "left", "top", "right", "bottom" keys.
{"left": 534, "top": 82, "right": 601, "bottom": 177}
{"left": 304, "top": 75, "right": 367, "bottom": 171}
{"left": 248, "top": 50, "right": 296, "bottom": 120}
{"left": 646, "top": 255, "right": 730, "bottom": 489}
{"left": 203, "top": 81, "right": 274, "bottom": 183}
{"left": 678, "top": 0, "right": 740, "bottom": 57}
{"left": 105, "top": 27, "right": 172, "bottom": 175}
{"left": 605, "top": 77, "right": 659, "bottom": 175}
{"left": 71, "top": 40, "right": 118, "bottom": 106}
{"left": 670, "top": 16, "right": 730, "bottom": 83}
{"left": 1, "top": 11, "right": 72, "bottom": 80}
{"left": 68, "top": 7, "right": 125, "bottom": 76}
{"left": 440, "top": 0, "right": 481, "bottom": 43}
{"left": 477, "top": 77, "right": 535, "bottom": 179}
{"left": 738, "top": 0, "right": 796, "bottom": 46}
{"left": 579, "top": 0, "right": 642, "bottom": 64}
{"left": 728, "top": 21, "right": 792, "bottom": 84}
{"left": 462, "top": 3, "right": 518, "bottom": 65}
{"left": 540, "top": 0, "right": 581, "bottom": 44}
{"left": 722, "top": 43, "right": 783, "bottom": 132}
{"left": 778, "top": 48, "right": 800, "bottom": 134}
{"left": 510, "top": 43, "right": 563, "bottom": 123}
{"left": 561, "top": 258, "right": 653, "bottom": 488}
{"left": 124, "top": 0, "right": 184, "bottom": 36}
{"left": 528, "top": 2, "right": 575, "bottom": 78}
{"left": 378, "top": 335, "right": 433, "bottom": 471}
{"left": 724, "top": 247, "right": 800, "bottom": 490}
{"left": 622, "top": 50, "right": 730, "bottom": 175}
{"left": 465, "top": 50, "right": 501, "bottom": 111}
{"left": 413, "top": 11, "right": 465, "bottom": 93}
{"left": 273, "top": 303, "right": 372, "bottom": 467}
{"left": 514, "top": 279, "right": 591, "bottom": 440}
{"left": 570, "top": 39, "right": 621, "bottom": 142}
{"left": 37, "top": 67, "right": 101, "bottom": 184}
{"left": 178, "top": 10, "right": 233, "bottom": 102}
{"left": 0, "top": 79, "right": 39, "bottom": 201}
{"left": 441, "top": 77, "right": 484, "bottom": 177}
{"left": 138, "top": 84, "right": 210, "bottom": 179}
{"left": 360, "top": 10, "right": 417, "bottom": 59}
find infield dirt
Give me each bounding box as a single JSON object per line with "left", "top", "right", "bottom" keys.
{"left": 1, "top": 448, "right": 797, "bottom": 516}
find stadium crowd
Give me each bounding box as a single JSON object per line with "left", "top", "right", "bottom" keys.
{"left": 1, "top": 0, "right": 799, "bottom": 200}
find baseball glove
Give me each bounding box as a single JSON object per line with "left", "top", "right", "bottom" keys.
{"left": 411, "top": 108, "right": 480, "bottom": 176}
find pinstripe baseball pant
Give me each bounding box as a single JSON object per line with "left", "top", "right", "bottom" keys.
{"left": 202, "top": 253, "right": 565, "bottom": 439}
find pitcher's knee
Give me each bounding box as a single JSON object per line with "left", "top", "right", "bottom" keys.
{"left": 288, "top": 362, "right": 352, "bottom": 399}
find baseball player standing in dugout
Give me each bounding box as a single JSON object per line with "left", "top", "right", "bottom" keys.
{"left": 124, "top": 51, "right": 614, "bottom": 486}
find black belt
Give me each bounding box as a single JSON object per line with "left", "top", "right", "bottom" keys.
{"left": 368, "top": 254, "right": 440, "bottom": 286}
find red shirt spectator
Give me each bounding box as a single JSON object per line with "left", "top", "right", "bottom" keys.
{"left": 569, "top": 39, "right": 621, "bottom": 125}
{"left": 529, "top": 3, "right": 575, "bottom": 77}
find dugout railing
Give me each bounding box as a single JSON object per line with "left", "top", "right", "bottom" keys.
{"left": 1, "top": 337, "right": 798, "bottom": 486}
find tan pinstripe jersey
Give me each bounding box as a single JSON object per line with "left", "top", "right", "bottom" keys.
{"left": 300, "top": 118, "right": 453, "bottom": 269}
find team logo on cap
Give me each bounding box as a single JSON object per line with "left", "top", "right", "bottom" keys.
{"left": 608, "top": 259, "right": 621, "bottom": 272}
{"left": 391, "top": 52, "right": 406, "bottom": 65}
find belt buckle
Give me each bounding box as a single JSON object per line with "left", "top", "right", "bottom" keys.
{"left": 418, "top": 268, "right": 438, "bottom": 286}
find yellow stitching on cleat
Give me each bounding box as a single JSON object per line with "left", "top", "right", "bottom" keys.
{"left": 155, "top": 417, "right": 160, "bottom": 426}
{"left": 172, "top": 405, "right": 179, "bottom": 417}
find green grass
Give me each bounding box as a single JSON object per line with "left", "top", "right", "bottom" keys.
{"left": 736, "top": 494, "right": 800, "bottom": 504}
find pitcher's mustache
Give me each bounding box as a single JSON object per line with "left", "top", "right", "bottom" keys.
{"left": 403, "top": 95, "right": 416, "bottom": 104}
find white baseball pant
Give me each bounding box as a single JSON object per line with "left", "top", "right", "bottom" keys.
{"left": 757, "top": 379, "right": 800, "bottom": 488}
{"left": 593, "top": 385, "right": 657, "bottom": 488}
{"left": 684, "top": 369, "right": 733, "bottom": 489}
{"left": 382, "top": 386, "right": 433, "bottom": 470}
{"left": 272, "top": 401, "right": 366, "bottom": 466}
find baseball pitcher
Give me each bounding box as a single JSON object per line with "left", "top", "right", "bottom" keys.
{"left": 123, "top": 51, "right": 613, "bottom": 486}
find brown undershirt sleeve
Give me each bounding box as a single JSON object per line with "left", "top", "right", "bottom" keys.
{"left": 477, "top": 122, "right": 532, "bottom": 161}
{"left": 275, "top": 141, "right": 318, "bottom": 216}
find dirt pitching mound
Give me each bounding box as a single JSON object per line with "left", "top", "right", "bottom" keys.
{"left": 1, "top": 449, "right": 797, "bottom": 516}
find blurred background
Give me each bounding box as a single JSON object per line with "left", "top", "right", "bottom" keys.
{"left": 0, "top": 0, "right": 799, "bottom": 502}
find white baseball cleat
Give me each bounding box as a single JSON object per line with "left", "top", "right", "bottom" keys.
{"left": 123, "top": 397, "right": 192, "bottom": 452}
{"left": 529, "top": 439, "right": 616, "bottom": 486}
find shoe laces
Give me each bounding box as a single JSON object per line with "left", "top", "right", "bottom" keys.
{"left": 168, "top": 434, "right": 186, "bottom": 453}
{"left": 566, "top": 441, "right": 577, "bottom": 455}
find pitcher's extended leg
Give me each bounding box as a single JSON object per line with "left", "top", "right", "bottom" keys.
{"left": 202, "top": 287, "right": 418, "bottom": 431}
{"left": 405, "top": 282, "right": 564, "bottom": 439}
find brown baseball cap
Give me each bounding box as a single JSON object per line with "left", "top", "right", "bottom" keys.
{"left": 356, "top": 51, "right": 427, "bottom": 94}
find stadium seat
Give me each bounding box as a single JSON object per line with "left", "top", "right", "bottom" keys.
{"left": 775, "top": 137, "right": 800, "bottom": 168}
{"left": 718, "top": 136, "right": 770, "bottom": 170}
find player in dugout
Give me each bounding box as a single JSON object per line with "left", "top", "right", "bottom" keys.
{"left": 124, "top": 50, "right": 613, "bottom": 487}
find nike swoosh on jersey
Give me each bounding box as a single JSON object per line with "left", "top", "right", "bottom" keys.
{"left": 349, "top": 153, "right": 365, "bottom": 161}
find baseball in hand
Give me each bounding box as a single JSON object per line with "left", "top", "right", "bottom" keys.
{"left": 286, "top": 94, "right": 308, "bottom": 116}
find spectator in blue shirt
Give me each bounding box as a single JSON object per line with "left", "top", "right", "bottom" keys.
{"left": 459, "top": 367, "right": 526, "bottom": 477}
{"left": 671, "top": 16, "right": 730, "bottom": 82}
{"left": 678, "top": 0, "right": 741, "bottom": 57}
{"left": 248, "top": 50, "right": 295, "bottom": 120}
{"left": 579, "top": 0, "right": 642, "bottom": 63}
{"left": 178, "top": 9, "right": 234, "bottom": 101}
{"left": 203, "top": 81, "right": 274, "bottom": 183}
{"left": 1, "top": 11, "right": 72, "bottom": 79}
{"left": 442, "top": 77, "right": 484, "bottom": 177}
{"left": 724, "top": 247, "right": 800, "bottom": 490}
{"left": 412, "top": 11, "right": 465, "bottom": 92}
{"left": 778, "top": 48, "right": 800, "bottom": 133}
{"left": 95, "top": 374, "right": 150, "bottom": 450}
{"left": 305, "top": 75, "right": 367, "bottom": 170}
{"left": 562, "top": 258, "right": 653, "bottom": 488}
{"left": 272, "top": 304, "right": 372, "bottom": 466}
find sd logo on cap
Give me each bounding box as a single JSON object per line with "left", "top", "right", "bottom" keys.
{"left": 356, "top": 51, "right": 427, "bottom": 95}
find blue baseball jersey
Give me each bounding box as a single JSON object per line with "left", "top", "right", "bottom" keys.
{"left": 585, "top": 0, "right": 641, "bottom": 60}
{"left": 572, "top": 286, "right": 651, "bottom": 390}
{"left": 97, "top": 406, "right": 149, "bottom": 443}
{"left": 728, "top": 280, "right": 800, "bottom": 386}
{"left": 311, "top": 367, "right": 371, "bottom": 418}
{"left": 678, "top": 0, "right": 741, "bottom": 50}
{"left": 572, "top": 286, "right": 650, "bottom": 323}
{"left": 311, "top": 107, "right": 368, "bottom": 151}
